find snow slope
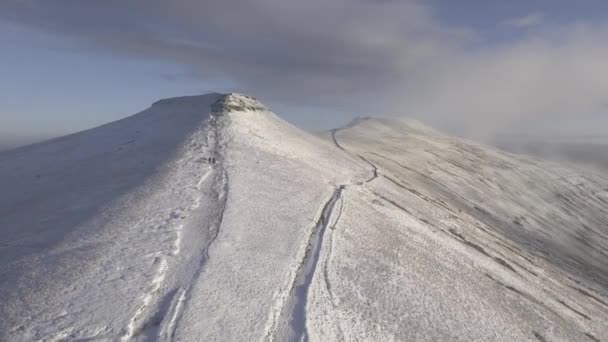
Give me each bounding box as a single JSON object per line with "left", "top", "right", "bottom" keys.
{"left": 0, "top": 93, "right": 367, "bottom": 341}
{"left": 1, "top": 93, "right": 228, "bottom": 340}
{"left": 1, "top": 94, "right": 607, "bottom": 341}
{"left": 323, "top": 118, "right": 608, "bottom": 341}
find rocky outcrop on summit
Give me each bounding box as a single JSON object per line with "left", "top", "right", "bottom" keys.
{"left": 212, "top": 93, "right": 267, "bottom": 113}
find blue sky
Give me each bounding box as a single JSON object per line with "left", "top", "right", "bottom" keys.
{"left": 1, "top": 1, "right": 608, "bottom": 148}
{"left": 0, "top": 22, "right": 228, "bottom": 147}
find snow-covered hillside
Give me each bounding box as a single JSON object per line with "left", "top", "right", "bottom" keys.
{"left": 1, "top": 94, "right": 607, "bottom": 341}
{"left": 327, "top": 118, "right": 608, "bottom": 341}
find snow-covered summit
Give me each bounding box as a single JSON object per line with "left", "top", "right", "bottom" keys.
{"left": 211, "top": 92, "right": 267, "bottom": 113}
{"left": 147, "top": 92, "right": 266, "bottom": 115}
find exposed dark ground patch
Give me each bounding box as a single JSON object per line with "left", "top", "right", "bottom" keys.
{"left": 419, "top": 218, "right": 431, "bottom": 225}
{"left": 382, "top": 174, "right": 456, "bottom": 214}
{"left": 372, "top": 192, "right": 412, "bottom": 216}
{"left": 484, "top": 273, "right": 564, "bottom": 321}
{"left": 447, "top": 228, "right": 490, "bottom": 257}
{"left": 371, "top": 152, "right": 469, "bottom": 202}
{"left": 448, "top": 228, "right": 466, "bottom": 241}
{"left": 424, "top": 149, "right": 476, "bottom": 173}
{"left": 556, "top": 299, "right": 591, "bottom": 321}
{"left": 466, "top": 199, "right": 608, "bottom": 292}
{"left": 486, "top": 273, "right": 528, "bottom": 297}
{"left": 494, "top": 240, "right": 538, "bottom": 266}
{"left": 493, "top": 257, "right": 519, "bottom": 275}
{"left": 585, "top": 332, "right": 601, "bottom": 342}
{"left": 568, "top": 285, "right": 608, "bottom": 308}
{"left": 533, "top": 331, "right": 548, "bottom": 342}
{"left": 510, "top": 258, "right": 539, "bottom": 277}
{"left": 381, "top": 174, "right": 410, "bottom": 191}
{"left": 211, "top": 94, "right": 264, "bottom": 112}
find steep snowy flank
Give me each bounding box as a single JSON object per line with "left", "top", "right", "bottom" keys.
{"left": 322, "top": 118, "right": 608, "bottom": 341}
{"left": 0, "top": 93, "right": 227, "bottom": 340}
{"left": 1, "top": 94, "right": 607, "bottom": 341}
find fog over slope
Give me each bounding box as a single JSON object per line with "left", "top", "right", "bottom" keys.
{"left": 493, "top": 137, "right": 608, "bottom": 171}
{"left": 1, "top": 94, "right": 607, "bottom": 341}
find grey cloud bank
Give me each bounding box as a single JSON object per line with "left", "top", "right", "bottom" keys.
{"left": 1, "top": 0, "right": 607, "bottom": 139}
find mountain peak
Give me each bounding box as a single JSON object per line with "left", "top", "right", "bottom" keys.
{"left": 150, "top": 92, "right": 268, "bottom": 115}
{"left": 337, "top": 116, "right": 437, "bottom": 136}
{"left": 211, "top": 93, "right": 267, "bottom": 113}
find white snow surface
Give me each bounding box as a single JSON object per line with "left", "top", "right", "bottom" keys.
{"left": 1, "top": 94, "right": 607, "bottom": 341}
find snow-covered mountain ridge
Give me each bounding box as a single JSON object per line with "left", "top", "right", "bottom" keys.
{"left": 1, "top": 93, "right": 607, "bottom": 341}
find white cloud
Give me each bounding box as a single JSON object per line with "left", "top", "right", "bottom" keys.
{"left": 391, "top": 23, "right": 608, "bottom": 138}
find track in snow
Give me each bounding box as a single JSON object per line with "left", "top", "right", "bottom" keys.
{"left": 272, "top": 128, "right": 380, "bottom": 341}
{"left": 357, "top": 155, "right": 378, "bottom": 183}
{"left": 320, "top": 191, "right": 346, "bottom": 341}
{"left": 331, "top": 129, "right": 378, "bottom": 184}
{"left": 275, "top": 186, "right": 345, "bottom": 341}
{"left": 156, "top": 108, "right": 231, "bottom": 341}
{"left": 329, "top": 129, "right": 347, "bottom": 152}
{"left": 162, "top": 166, "right": 229, "bottom": 341}
{"left": 120, "top": 109, "right": 230, "bottom": 341}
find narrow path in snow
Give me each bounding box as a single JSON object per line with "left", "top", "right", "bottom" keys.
{"left": 272, "top": 128, "right": 380, "bottom": 341}
{"left": 283, "top": 186, "right": 345, "bottom": 342}
{"left": 331, "top": 129, "right": 379, "bottom": 184}
{"left": 165, "top": 166, "right": 229, "bottom": 341}
{"left": 158, "top": 108, "right": 231, "bottom": 341}
{"left": 329, "top": 129, "right": 347, "bottom": 152}
{"left": 119, "top": 107, "right": 230, "bottom": 341}
{"left": 320, "top": 192, "right": 346, "bottom": 341}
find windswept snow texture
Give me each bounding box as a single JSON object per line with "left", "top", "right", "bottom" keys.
{"left": 2, "top": 95, "right": 608, "bottom": 341}
{"left": 319, "top": 118, "right": 608, "bottom": 341}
